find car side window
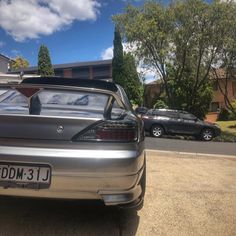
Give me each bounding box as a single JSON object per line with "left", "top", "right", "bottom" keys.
{"left": 165, "top": 111, "right": 179, "bottom": 118}
{"left": 179, "top": 112, "right": 196, "bottom": 120}
{"left": 153, "top": 110, "right": 166, "bottom": 116}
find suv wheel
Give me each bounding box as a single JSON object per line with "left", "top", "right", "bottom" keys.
{"left": 201, "top": 128, "right": 214, "bottom": 141}
{"left": 151, "top": 125, "right": 164, "bottom": 138}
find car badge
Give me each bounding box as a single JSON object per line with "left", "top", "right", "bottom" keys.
{"left": 57, "top": 125, "right": 64, "bottom": 134}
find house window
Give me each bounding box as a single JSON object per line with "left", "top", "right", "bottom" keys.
{"left": 210, "top": 102, "right": 219, "bottom": 112}
{"left": 212, "top": 81, "right": 218, "bottom": 91}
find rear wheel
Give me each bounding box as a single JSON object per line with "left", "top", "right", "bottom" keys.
{"left": 201, "top": 128, "right": 214, "bottom": 141}
{"left": 151, "top": 125, "right": 164, "bottom": 138}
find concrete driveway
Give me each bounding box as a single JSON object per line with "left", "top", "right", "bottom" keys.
{"left": 0, "top": 151, "right": 236, "bottom": 236}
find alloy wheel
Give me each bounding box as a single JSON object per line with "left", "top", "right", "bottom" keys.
{"left": 202, "top": 129, "right": 213, "bottom": 141}
{"left": 152, "top": 126, "right": 164, "bottom": 138}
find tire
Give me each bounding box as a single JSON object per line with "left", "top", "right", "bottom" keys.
{"left": 201, "top": 128, "right": 214, "bottom": 141}
{"left": 151, "top": 125, "right": 164, "bottom": 138}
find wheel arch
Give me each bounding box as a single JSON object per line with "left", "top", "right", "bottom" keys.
{"left": 200, "top": 126, "right": 216, "bottom": 137}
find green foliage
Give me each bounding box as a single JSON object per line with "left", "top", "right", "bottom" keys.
{"left": 166, "top": 64, "right": 213, "bottom": 119}
{"left": 218, "top": 108, "right": 230, "bottom": 121}
{"left": 113, "top": 0, "right": 236, "bottom": 119}
{"left": 38, "top": 45, "right": 54, "bottom": 76}
{"left": 112, "top": 27, "right": 142, "bottom": 105}
{"left": 154, "top": 100, "right": 168, "bottom": 109}
{"left": 122, "top": 53, "right": 142, "bottom": 105}
{"left": 12, "top": 56, "right": 29, "bottom": 70}
{"left": 214, "top": 121, "right": 236, "bottom": 142}
{"left": 231, "top": 100, "right": 236, "bottom": 112}
{"left": 112, "top": 26, "right": 124, "bottom": 85}
{"left": 228, "top": 101, "right": 236, "bottom": 120}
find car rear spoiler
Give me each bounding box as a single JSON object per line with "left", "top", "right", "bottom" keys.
{"left": 21, "top": 77, "right": 118, "bottom": 92}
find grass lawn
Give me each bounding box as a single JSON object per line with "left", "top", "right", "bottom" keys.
{"left": 217, "top": 121, "right": 236, "bottom": 134}
{"left": 214, "top": 120, "right": 236, "bottom": 142}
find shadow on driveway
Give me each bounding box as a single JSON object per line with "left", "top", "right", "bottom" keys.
{"left": 0, "top": 197, "right": 140, "bottom": 236}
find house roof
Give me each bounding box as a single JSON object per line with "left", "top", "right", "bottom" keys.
{"left": 0, "top": 53, "right": 13, "bottom": 62}
{"left": 10, "top": 59, "right": 112, "bottom": 73}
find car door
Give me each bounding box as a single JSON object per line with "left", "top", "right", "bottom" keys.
{"left": 178, "top": 112, "right": 201, "bottom": 135}
{"left": 163, "top": 111, "right": 184, "bottom": 134}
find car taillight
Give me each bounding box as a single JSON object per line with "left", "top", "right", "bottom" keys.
{"left": 74, "top": 121, "right": 138, "bottom": 142}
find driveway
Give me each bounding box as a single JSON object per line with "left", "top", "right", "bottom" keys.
{"left": 145, "top": 137, "right": 236, "bottom": 156}
{"left": 0, "top": 151, "right": 236, "bottom": 236}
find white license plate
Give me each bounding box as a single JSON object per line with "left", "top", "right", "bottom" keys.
{"left": 0, "top": 163, "right": 51, "bottom": 188}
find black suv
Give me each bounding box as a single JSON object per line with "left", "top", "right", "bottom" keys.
{"left": 142, "top": 109, "right": 221, "bottom": 141}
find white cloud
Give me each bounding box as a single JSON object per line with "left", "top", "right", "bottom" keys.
{"left": 101, "top": 44, "right": 157, "bottom": 83}
{"left": 0, "top": 0, "right": 100, "bottom": 42}
{"left": 101, "top": 46, "right": 113, "bottom": 60}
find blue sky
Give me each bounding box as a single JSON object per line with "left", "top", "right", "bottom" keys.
{"left": 0, "top": 0, "right": 147, "bottom": 66}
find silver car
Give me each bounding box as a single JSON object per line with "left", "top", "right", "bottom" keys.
{"left": 0, "top": 77, "right": 146, "bottom": 209}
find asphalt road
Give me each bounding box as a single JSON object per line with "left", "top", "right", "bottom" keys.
{"left": 0, "top": 151, "right": 236, "bottom": 236}
{"left": 145, "top": 137, "right": 236, "bottom": 156}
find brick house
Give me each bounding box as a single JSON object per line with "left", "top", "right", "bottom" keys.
{"left": 206, "top": 69, "right": 236, "bottom": 122}
{"left": 9, "top": 59, "right": 112, "bottom": 81}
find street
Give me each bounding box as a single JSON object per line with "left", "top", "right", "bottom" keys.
{"left": 0, "top": 151, "right": 236, "bottom": 236}
{"left": 145, "top": 137, "right": 236, "bottom": 156}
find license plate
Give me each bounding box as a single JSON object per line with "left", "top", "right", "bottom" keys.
{"left": 0, "top": 162, "right": 51, "bottom": 189}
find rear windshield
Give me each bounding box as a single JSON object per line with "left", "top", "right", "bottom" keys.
{"left": 0, "top": 87, "right": 112, "bottom": 118}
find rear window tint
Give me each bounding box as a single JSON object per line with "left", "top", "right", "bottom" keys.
{"left": 0, "top": 88, "right": 110, "bottom": 118}
{"left": 0, "top": 88, "right": 29, "bottom": 114}
{"left": 37, "top": 90, "right": 109, "bottom": 118}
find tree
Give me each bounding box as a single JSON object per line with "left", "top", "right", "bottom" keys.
{"left": 112, "top": 27, "right": 142, "bottom": 105}
{"left": 38, "top": 44, "right": 54, "bottom": 76}
{"left": 123, "top": 52, "right": 142, "bottom": 105}
{"left": 211, "top": 1, "right": 236, "bottom": 117}
{"left": 112, "top": 26, "right": 124, "bottom": 85}
{"left": 113, "top": 0, "right": 236, "bottom": 119}
{"left": 12, "top": 56, "right": 29, "bottom": 70}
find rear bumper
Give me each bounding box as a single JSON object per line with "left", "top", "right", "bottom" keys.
{"left": 0, "top": 144, "right": 145, "bottom": 206}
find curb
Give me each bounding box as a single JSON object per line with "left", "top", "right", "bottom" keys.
{"left": 146, "top": 149, "right": 236, "bottom": 159}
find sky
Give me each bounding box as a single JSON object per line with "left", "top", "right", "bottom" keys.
{"left": 0, "top": 0, "right": 166, "bottom": 82}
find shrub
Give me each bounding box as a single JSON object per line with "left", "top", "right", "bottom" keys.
{"left": 154, "top": 100, "right": 168, "bottom": 109}
{"left": 217, "top": 108, "right": 230, "bottom": 121}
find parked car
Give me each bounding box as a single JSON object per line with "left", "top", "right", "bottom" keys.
{"left": 142, "top": 109, "right": 221, "bottom": 141}
{"left": 0, "top": 77, "right": 146, "bottom": 210}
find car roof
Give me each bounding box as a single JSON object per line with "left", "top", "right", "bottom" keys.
{"left": 21, "top": 77, "right": 118, "bottom": 92}
{"left": 151, "top": 109, "right": 189, "bottom": 114}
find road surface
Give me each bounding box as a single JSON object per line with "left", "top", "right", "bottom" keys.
{"left": 145, "top": 137, "right": 236, "bottom": 156}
